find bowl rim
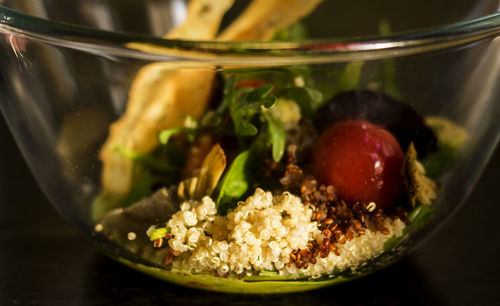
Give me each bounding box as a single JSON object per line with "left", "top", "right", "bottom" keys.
{"left": 0, "top": 4, "right": 499, "bottom": 64}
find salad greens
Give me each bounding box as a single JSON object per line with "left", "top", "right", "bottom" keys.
{"left": 158, "top": 126, "right": 196, "bottom": 145}
{"left": 262, "top": 110, "right": 286, "bottom": 162}
{"left": 224, "top": 76, "right": 277, "bottom": 137}
{"left": 271, "top": 22, "right": 308, "bottom": 42}
{"left": 383, "top": 204, "right": 435, "bottom": 251}
{"left": 112, "top": 146, "right": 174, "bottom": 173}
{"left": 422, "top": 116, "right": 468, "bottom": 178}
{"left": 375, "top": 19, "right": 402, "bottom": 99}
{"left": 92, "top": 19, "right": 466, "bottom": 290}
{"left": 215, "top": 149, "right": 259, "bottom": 215}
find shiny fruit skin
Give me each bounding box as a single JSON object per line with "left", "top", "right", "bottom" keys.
{"left": 312, "top": 120, "right": 404, "bottom": 209}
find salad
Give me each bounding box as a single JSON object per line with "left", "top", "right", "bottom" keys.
{"left": 91, "top": 0, "right": 466, "bottom": 293}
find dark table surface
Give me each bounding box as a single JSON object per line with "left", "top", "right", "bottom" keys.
{"left": 0, "top": 114, "right": 499, "bottom": 306}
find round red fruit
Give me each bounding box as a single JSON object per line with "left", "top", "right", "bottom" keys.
{"left": 312, "top": 120, "right": 404, "bottom": 209}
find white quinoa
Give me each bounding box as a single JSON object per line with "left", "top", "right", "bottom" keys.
{"left": 163, "top": 188, "right": 405, "bottom": 276}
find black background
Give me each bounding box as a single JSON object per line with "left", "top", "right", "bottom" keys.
{"left": 0, "top": 113, "right": 499, "bottom": 306}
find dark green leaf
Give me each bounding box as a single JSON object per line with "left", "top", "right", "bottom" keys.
{"left": 216, "top": 150, "right": 259, "bottom": 215}
{"left": 124, "top": 169, "right": 153, "bottom": 206}
{"left": 383, "top": 205, "right": 434, "bottom": 251}
{"left": 223, "top": 75, "right": 237, "bottom": 103}
{"left": 246, "top": 84, "right": 274, "bottom": 103}
{"left": 421, "top": 145, "right": 456, "bottom": 179}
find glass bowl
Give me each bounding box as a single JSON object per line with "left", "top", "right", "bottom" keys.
{"left": 1, "top": 0, "right": 499, "bottom": 294}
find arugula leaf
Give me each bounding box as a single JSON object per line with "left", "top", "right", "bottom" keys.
{"left": 262, "top": 111, "right": 286, "bottom": 162}
{"left": 224, "top": 66, "right": 311, "bottom": 97}
{"left": 224, "top": 75, "right": 277, "bottom": 136}
{"left": 246, "top": 84, "right": 274, "bottom": 103}
{"left": 216, "top": 149, "right": 259, "bottom": 215}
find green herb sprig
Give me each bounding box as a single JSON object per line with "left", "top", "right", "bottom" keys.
{"left": 223, "top": 76, "right": 277, "bottom": 136}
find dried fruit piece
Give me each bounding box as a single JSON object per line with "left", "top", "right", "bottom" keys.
{"left": 178, "top": 144, "right": 226, "bottom": 201}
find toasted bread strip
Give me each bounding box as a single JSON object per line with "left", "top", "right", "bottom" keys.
{"left": 101, "top": 0, "right": 323, "bottom": 194}
{"left": 100, "top": 0, "right": 233, "bottom": 193}
{"left": 219, "top": 0, "right": 323, "bottom": 41}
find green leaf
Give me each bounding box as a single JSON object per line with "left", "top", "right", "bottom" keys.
{"left": 233, "top": 118, "right": 259, "bottom": 136}
{"left": 422, "top": 116, "right": 467, "bottom": 178}
{"left": 91, "top": 190, "right": 127, "bottom": 221}
{"left": 335, "top": 61, "right": 364, "bottom": 94}
{"left": 312, "top": 62, "right": 364, "bottom": 106}
{"left": 383, "top": 205, "right": 435, "bottom": 251}
{"left": 262, "top": 111, "right": 286, "bottom": 162}
{"left": 158, "top": 127, "right": 184, "bottom": 145}
{"left": 276, "top": 86, "right": 323, "bottom": 117}
{"left": 408, "top": 204, "right": 434, "bottom": 227}
{"left": 112, "top": 146, "right": 175, "bottom": 173}
{"left": 365, "top": 20, "right": 402, "bottom": 99}
{"left": 258, "top": 270, "right": 279, "bottom": 277}
{"left": 421, "top": 145, "right": 456, "bottom": 179}
{"left": 216, "top": 150, "right": 258, "bottom": 215}
{"left": 272, "top": 22, "right": 308, "bottom": 42}
{"left": 125, "top": 168, "right": 154, "bottom": 206}
{"left": 246, "top": 84, "right": 274, "bottom": 103}
{"left": 91, "top": 167, "right": 154, "bottom": 220}
{"left": 224, "top": 75, "right": 277, "bottom": 137}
